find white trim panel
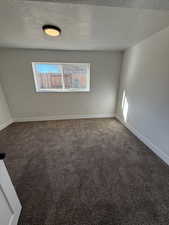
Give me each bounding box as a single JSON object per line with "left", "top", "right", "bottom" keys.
{"left": 14, "top": 113, "right": 115, "bottom": 122}
{"left": 0, "top": 119, "right": 13, "bottom": 131}
{"left": 116, "top": 115, "right": 169, "bottom": 166}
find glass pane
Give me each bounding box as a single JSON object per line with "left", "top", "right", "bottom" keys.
{"left": 33, "top": 63, "right": 90, "bottom": 92}
{"left": 62, "top": 64, "right": 88, "bottom": 89}
{"left": 35, "top": 64, "right": 63, "bottom": 89}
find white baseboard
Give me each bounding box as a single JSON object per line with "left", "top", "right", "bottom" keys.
{"left": 0, "top": 118, "right": 13, "bottom": 131}
{"left": 14, "top": 113, "right": 115, "bottom": 122}
{"left": 116, "top": 115, "right": 169, "bottom": 166}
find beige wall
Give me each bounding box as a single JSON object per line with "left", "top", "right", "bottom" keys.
{"left": 117, "top": 27, "right": 169, "bottom": 163}
{"left": 0, "top": 49, "right": 122, "bottom": 121}
{"left": 0, "top": 82, "right": 12, "bottom": 130}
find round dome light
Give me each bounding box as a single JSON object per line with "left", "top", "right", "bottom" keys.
{"left": 42, "top": 25, "right": 61, "bottom": 37}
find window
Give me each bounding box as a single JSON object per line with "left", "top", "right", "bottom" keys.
{"left": 32, "top": 62, "right": 90, "bottom": 92}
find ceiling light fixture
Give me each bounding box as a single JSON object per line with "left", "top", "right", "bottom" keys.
{"left": 42, "top": 25, "right": 61, "bottom": 37}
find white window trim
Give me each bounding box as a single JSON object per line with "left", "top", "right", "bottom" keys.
{"left": 32, "top": 62, "right": 90, "bottom": 93}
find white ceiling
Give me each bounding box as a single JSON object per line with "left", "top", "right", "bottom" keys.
{"left": 26, "top": 0, "right": 169, "bottom": 10}
{"left": 0, "top": 0, "right": 169, "bottom": 50}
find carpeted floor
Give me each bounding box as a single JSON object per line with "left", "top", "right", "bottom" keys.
{"left": 0, "top": 118, "right": 169, "bottom": 225}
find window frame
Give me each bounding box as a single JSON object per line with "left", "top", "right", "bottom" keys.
{"left": 32, "top": 62, "right": 90, "bottom": 93}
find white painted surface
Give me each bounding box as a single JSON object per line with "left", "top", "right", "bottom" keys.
{"left": 0, "top": 49, "right": 122, "bottom": 120}
{"left": 28, "top": 0, "right": 169, "bottom": 10}
{"left": 1, "top": 0, "right": 169, "bottom": 50}
{"left": 14, "top": 113, "right": 115, "bottom": 122}
{"left": 0, "top": 83, "right": 12, "bottom": 131}
{"left": 0, "top": 161, "right": 22, "bottom": 225}
{"left": 117, "top": 26, "right": 169, "bottom": 162}
{"left": 116, "top": 115, "right": 169, "bottom": 166}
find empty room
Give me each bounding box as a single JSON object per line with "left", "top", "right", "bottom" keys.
{"left": 0, "top": 0, "right": 169, "bottom": 225}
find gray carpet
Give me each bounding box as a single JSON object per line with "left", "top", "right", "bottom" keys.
{"left": 0, "top": 118, "right": 169, "bottom": 225}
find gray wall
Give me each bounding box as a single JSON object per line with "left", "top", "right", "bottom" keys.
{"left": 0, "top": 49, "right": 122, "bottom": 120}
{"left": 117, "top": 26, "right": 169, "bottom": 160}
{"left": 0, "top": 82, "right": 12, "bottom": 129}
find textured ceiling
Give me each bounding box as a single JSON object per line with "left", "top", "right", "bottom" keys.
{"left": 0, "top": 0, "right": 169, "bottom": 50}
{"left": 26, "top": 0, "right": 169, "bottom": 10}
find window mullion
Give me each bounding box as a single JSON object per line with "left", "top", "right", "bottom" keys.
{"left": 60, "top": 65, "right": 65, "bottom": 90}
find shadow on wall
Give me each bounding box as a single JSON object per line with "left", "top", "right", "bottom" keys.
{"left": 122, "top": 90, "right": 129, "bottom": 123}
